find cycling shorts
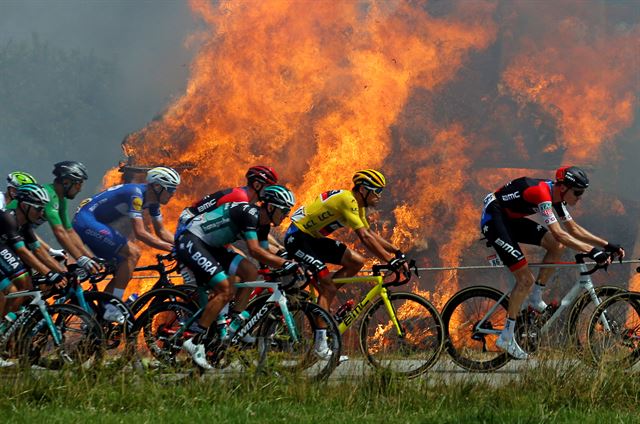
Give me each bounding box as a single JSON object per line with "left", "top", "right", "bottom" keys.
{"left": 73, "top": 211, "right": 128, "bottom": 263}
{"left": 480, "top": 202, "right": 547, "bottom": 272}
{"left": 175, "top": 231, "right": 243, "bottom": 289}
{"left": 284, "top": 225, "right": 347, "bottom": 277}
{"left": 0, "top": 243, "right": 28, "bottom": 289}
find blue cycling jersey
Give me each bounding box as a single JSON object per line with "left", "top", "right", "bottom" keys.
{"left": 78, "top": 184, "right": 161, "bottom": 223}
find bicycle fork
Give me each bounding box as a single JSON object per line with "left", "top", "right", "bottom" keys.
{"left": 380, "top": 288, "right": 405, "bottom": 338}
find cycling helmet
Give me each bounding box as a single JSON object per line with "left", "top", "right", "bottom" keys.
{"left": 352, "top": 169, "right": 386, "bottom": 190}
{"left": 246, "top": 166, "right": 278, "bottom": 185}
{"left": 15, "top": 184, "right": 50, "bottom": 208}
{"left": 555, "top": 166, "right": 589, "bottom": 189}
{"left": 146, "top": 166, "right": 181, "bottom": 191}
{"left": 260, "top": 185, "right": 295, "bottom": 209}
{"left": 53, "top": 161, "right": 88, "bottom": 182}
{"left": 7, "top": 171, "right": 37, "bottom": 188}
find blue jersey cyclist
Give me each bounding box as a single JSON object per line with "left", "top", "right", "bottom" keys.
{"left": 481, "top": 166, "right": 625, "bottom": 359}
{"left": 73, "top": 166, "right": 180, "bottom": 322}
{"left": 176, "top": 185, "right": 300, "bottom": 370}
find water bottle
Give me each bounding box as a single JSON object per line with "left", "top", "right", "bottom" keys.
{"left": 124, "top": 293, "right": 139, "bottom": 307}
{"left": 334, "top": 299, "right": 355, "bottom": 322}
{"left": 217, "top": 314, "right": 229, "bottom": 339}
{"left": 0, "top": 312, "right": 17, "bottom": 334}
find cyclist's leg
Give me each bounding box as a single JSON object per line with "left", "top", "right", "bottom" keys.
{"left": 0, "top": 243, "right": 31, "bottom": 314}
{"left": 231, "top": 256, "right": 257, "bottom": 313}
{"left": 333, "top": 248, "right": 364, "bottom": 279}
{"left": 106, "top": 241, "right": 140, "bottom": 296}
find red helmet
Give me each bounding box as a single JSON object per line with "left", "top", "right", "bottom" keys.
{"left": 245, "top": 166, "right": 278, "bottom": 185}
{"left": 555, "top": 166, "right": 589, "bottom": 189}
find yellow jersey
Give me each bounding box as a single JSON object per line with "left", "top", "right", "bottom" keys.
{"left": 290, "top": 190, "right": 369, "bottom": 238}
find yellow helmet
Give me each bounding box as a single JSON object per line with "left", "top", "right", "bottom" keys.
{"left": 352, "top": 169, "right": 386, "bottom": 190}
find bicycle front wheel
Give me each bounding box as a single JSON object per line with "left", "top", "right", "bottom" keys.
{"left": 18, "top": 304, "right": 103, "bottom": 369}
{"left": 359, "top": 292, "right": 444, "bottom": 377}
{"left": 258, "top": 300, "right": 341, "bottom": 382}
{"left": 441, "top": 286, "right": 510, "bottom": 372}
{"left": 587, "top": 292, "right": 640, "bottom": 369}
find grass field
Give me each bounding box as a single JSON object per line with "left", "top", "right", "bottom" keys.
{"left": 0, "top": 359, "right": 639, "bottom": 424}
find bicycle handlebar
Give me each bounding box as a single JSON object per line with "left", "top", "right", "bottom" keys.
{"left": 575, "top": 253, "right": 611, "bottom": 275}
{"left": 375, "top": 259, "right": 419, "bottom": 287}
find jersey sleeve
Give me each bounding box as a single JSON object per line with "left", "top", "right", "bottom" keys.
{"left": 523, "top": 182, "right": 558, "bottom": 225}
{"left": 22, "top": 224, "right": 40, "bottom": 250}
{"left": 229, "top": 204, "right": 259, "bottom": 241}
{"left": 336, "top": 193, "right": 367, "bottom": 231}
{"left": 59, "top": 197, "right": 73, "bottom": 230}
{"left": 128, "top": 186, "right": 145, "bottom": 219}
{"left": 553, "top": 202, "right": 572, "bottom": 222}
{"left": 257, "top": 225, "right": 270, "bottom": 249}
{"left": 0, "top": 210, "right": 24, "bottom": 249}
{"left": 148, "top": 204, "right": 162, "bottom": 221}
{"left": 44, "top": 196, "right": 63, "bottom": 227}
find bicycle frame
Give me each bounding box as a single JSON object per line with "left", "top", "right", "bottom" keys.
{"left": 2, "top": 289, "right": 62, "bottom": 345}
{"left": 474, "top": 261, "right": 612, "bottom": 338}
{"left": 332, "top": 275, "right": 404, "bottom": 337}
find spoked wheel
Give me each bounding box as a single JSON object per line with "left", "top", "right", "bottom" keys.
{"left": 138, "top": 301, "right": 198, "bottom": 368}
{"left": 258, "top": 300, "right": 341, "bottom": 382}
{"left": 587, "top": 292, "right": 640, "bottom": 369}
{"left": 441, "top": 286, "right": 510, "bottom": 372}
{"left": 359, "top": 292, "right": 444, "bottom": 377}
{"left": 567, "top": 286, "right": 627, "bottom": 354}
{"left": 18, "top": 304, "right": 103, "bottom": 369}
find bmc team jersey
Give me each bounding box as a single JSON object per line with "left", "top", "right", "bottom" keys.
{"left": 290, "top": 190, "right": 368, "bottom": 238}
{"left": 482, "top": 177, "right": 571, "bottom": 227}
{"left": 43, "top": 184, "right": 73, "bottom": 229}
{"left": 77, "top": 184, "right": 161, "bottom": 223}
{"left": 185, "top": 202, "right": 268, "bottom": 248}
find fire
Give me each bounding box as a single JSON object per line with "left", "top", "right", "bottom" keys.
{"left": 100, "top": 1, "right": 638, "bottom": 310}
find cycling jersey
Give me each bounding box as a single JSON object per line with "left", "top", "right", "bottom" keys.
{"left": 175, "top": 186, "right": 249, "bottom": 240}
{"left": 43, "top": 183, "right": 73, "bottom": 230}
{"left": 0, "top": 205, "right": 35, "bottom": 282}
{"left": 290, "top": 190, "right": 369, "bottom": 238}
{"left": 480, "top": 177, "right": 572, "bottom": 272}
{"left": 73, "top": 184, "right": 162, "bottom": 262}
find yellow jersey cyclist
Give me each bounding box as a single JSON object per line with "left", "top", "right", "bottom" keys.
{"left": 42, "top": 162, "right": 101, "bottom": 277}
{"left": 481, "top": 166, "right": 625, "bottom": 359}
{"left": 284, "top": 169, "right": 408, "bottom": 358}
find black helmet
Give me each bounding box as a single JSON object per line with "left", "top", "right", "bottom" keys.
{"left": 555, "top": 166, "right": 589, "bottom": 189}
{"left": 53, "top": 161, "right": 88, "bottom": 182}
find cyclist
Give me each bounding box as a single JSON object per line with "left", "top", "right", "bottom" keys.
{"left": 1, "top": 172, "right": 38, "bottom": 210}
{"left": 480, "top": 165, "right": 625, "bottom": 359}
{"left": 73, "top": 166, "right": 180, "bottom": 322}
{"left": 42, "top": 162, "right": 101, "bottom": 277}
{"left": 1, "top": 184, "right": 67, "bottom": 315}
{"left": 284, "top": 169, "right": 407, "bottom": 358}
{"left": 177, "top": 185, "right": 300, "bottom": 369}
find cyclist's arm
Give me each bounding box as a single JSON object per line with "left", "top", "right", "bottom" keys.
{"left": 14, "top": 245, "right": 57, "bottom": 276}
{"left": 50, "top": 223, "right": 86, "bottom": 259}
{"left": 132, "top": 218, "right": 172, "bottom": 251}
{"left": 547, "top": 221, "right": 594, "bottom": 252}
{"left": 368, "top": 230, "right": 401, "bottom": 255}
{"left": 246, "top": 238, "right": 288, "bottom": 268}
{"left": 151, "top": 218, "right": 174, "bottom": 244}
{"left": 267, "top": 234, "right": 285, "bottom": 253}
{"left": 32, "top": 244, "right": 66, "bottom": 273}
{"left": 354, "top": 227, "right": 394, "bottom": 262}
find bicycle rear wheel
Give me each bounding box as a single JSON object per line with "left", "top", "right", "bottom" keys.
{"left": 587, "top": 292, "right": 640, "bottom": 369}
{"left": 441, "top": 286, "right": 510, "bottom": 372}
{"left": 18, "top": 304, "right": 103, "bottom": 369}
{"left": 359, "top": 292, "right": 444, "bottom": 377}
{"left": 258, "top": 300, "right": 341, "bottom": 381}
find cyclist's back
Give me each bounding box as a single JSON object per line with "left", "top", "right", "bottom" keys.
{"left": 489, "top": 177, "right": 570, "bottom": 222}
{"left": 78, "top": 183, "right": 161, "bottom": 224}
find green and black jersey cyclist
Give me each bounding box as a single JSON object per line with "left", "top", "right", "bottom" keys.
{"left": 0, "top": 185, "right": 68, "bottom": 332}
{"left": 176, "top": 185, "right": 301, "bottom": 369}
{"left": 481, "top": 166, "right": 625, "bottom": 359}
{"left": 43, "top": 162, "right": 101, "bottom": 276}
{"left": 284, "top": 169, "right": 408, "bottom": 358}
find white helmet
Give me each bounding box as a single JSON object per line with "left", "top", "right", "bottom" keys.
{"left": 146, "top": 167, "right": 181, "bottom": 191}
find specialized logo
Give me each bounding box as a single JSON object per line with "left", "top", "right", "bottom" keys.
{"left": 501, "top": 192, "right": 520, "bottom": 202}
{"left": 132, "top": 197, "right": 143, "bottom": 211}
{"left": 0, "top": 249, "right": 20, "bottom": 270}
{"left": 494, "top": 238, "right": 523, "bottom": 259}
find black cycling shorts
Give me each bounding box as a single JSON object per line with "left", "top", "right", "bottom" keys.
{"left": 284, "top": 227, "right": 347, "bottom": 276}
{"left": 175, "top": 232, "right": 243, "bottom": 288}
{"left": 480, "top": 202, "right": 547, "bottom": 271}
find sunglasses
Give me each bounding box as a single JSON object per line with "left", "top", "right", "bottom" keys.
{"left": 166, "top": 186, "right": 177, "bottom": 194}
{"left": 572, "top": 189, "right": 585, "bottom": 197}
{"left": 367, "top": 187, "right": 383, "bottom": 196}
{"left": 277, "top": 207, "right": 291, "bottom": 216}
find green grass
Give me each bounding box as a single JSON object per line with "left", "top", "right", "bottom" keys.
{"left": 0, "top": 361, "right": 638, "bottom": 423}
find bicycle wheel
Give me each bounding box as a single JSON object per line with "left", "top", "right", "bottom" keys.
{"left": 358, "top": 292, "right": 443, "bottom": 377}
{"left": 258, "top": 300, "right": 341, "bottom": 381}
{"left": 82, "top": 291, "right": 135, "bottom": 351}
{"left": 18, "top": 304, "right": 103, "bottom": 369}
{"left": 130, "top": 288, "right": 199, "bottom": 317}
{"left": 441, "top": 286, "right": 510, "bottom": 372}
{"left": 138, "top": 301, "right": 198, "bottom": 367}
{"left": 567, "top": 285, "right": 627, "bottom": 353}
{"left": 587, "top": 292, "right": 640, "bottom": 368}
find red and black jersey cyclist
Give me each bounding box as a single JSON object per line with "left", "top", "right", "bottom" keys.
{"left": 480, "top": 166, "right": 625, "bottom": 359}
